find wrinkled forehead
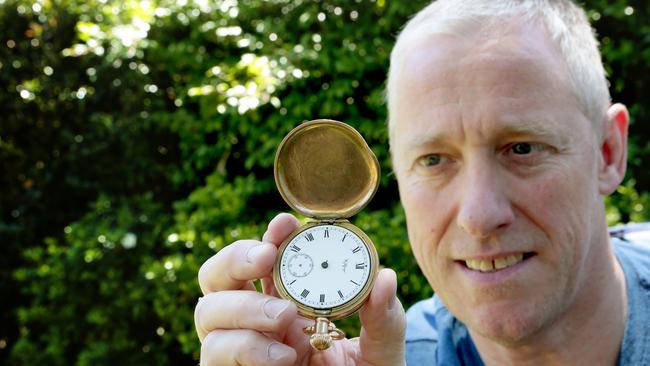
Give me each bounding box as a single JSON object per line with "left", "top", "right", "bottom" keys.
{"left": 388, "top": 20, "right": 590, "bottom": 153}
{"left": 397, "top": 20, "right": 571, "bottom": 99}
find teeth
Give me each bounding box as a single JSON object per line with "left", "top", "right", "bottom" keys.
{"left": 506, "top": 254, "right": 523, "bottom": 266}
{"left": 494, "top": 257, "right": 508, "bottom": 270}
{"left": 479, "top": 260, "right": 494, "bottom": 272}
{"left": 465, "top": 253, "right": 525, "bottom": 272}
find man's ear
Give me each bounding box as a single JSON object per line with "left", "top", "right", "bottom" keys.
{"left": 598, "top": 103, "right": 629, "bottom": 195}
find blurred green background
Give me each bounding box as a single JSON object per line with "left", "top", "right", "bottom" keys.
{"left": 0, "top": 0, "right": 648, "bottom": 364}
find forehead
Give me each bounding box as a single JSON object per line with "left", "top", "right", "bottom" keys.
{"left": 391, "top": 21, "right": 583, "bottom": 146}
{"left": 400, "top": 20, "right": 571, "bottom": 103}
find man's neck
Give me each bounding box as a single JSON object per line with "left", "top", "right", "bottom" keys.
{"left": 469, "top": 242, "right": 628, "bottom": 366}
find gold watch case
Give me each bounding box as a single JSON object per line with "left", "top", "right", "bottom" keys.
{"left": 274, "top": 220, "right": 380, "bottom": 321}
{"left": 272, "top": 119, "right": 381, "bottom": 349}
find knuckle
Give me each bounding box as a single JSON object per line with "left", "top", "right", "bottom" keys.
{"left": 198, "top": 240, "right": 260, "bottom": 293}
{"left": 197, "top": 259, "right": 213, "bottom": 291}
{"left": 198, "top": 259, "right": 223, "bottom": 294}
{"left": 231, "top": 239, "right": 259, "bottom": 254}
{"left": 194, "top": 295, "right": 211, "bottom": 326}
{"left": 196, "top": 292, "right": 255, "bottom": 330}
{"left": 204, "top": 291, "right": 294, "bottom": 333}
{"left": 194, "top": 297, "right": 202, "bottom": 325}
{"left": 200, "top": 331, "right": 232, "bottom": 366}
{"left": 224, "top": 292, "right": 286, "bottom": 330}
{"left": 201, "top": 330, "right": 276, "bottom": 366}
{"left": 201, "top": 329, "right": 221, "bottom": 348}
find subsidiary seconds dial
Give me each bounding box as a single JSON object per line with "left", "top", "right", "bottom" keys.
{"left": 287, "top": 253, "right": 314, "bottom": 277}
{"left": 278, "top": 224, "right": 372, "bottom": 309}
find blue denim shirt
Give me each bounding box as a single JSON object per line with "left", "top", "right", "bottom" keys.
{"left": 405, "top": 229, "right": 650, "bottom": 365}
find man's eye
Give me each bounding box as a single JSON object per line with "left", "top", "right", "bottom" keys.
{"left": 418, "top": 154, "right": 442, "bottom": 167}
{"left": 511, "top": 143, "right": 536, "bottom": 155}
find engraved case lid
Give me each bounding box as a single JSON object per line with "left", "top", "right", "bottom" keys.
{"left": 274, "top": 119, "right": 380, "bottom": 219}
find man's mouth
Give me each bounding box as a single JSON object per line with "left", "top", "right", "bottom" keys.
{"left": 463, "top": 253, "right": 534, "bottom": 273}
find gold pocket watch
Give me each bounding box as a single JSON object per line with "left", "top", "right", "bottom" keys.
{"left": 273, "top": 119, "right": 380, "bottom": 351}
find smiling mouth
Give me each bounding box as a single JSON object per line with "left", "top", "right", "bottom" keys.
{"left": 463, "top": 253, "right": 535, "bottom": 273}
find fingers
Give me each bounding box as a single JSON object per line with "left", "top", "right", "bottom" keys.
{"left": 358, "top": 268, "right": 407, "bottom": 366}
{"left": 194, "top": 290, "right": 297, "bottom": 341}
{"left": 201, "top": 329, "right": 297, "bottom": 366}
{"left": 261, "top": 213, "right": 301, "bottom": 295}
{"left": 195, "top": 213, "right": 305, "bottom": 366}
{"left": 198, "top": 240, "right": 277, "bottom": 294}
{"left": 262, "top": 213, "right": 301, "bottom": 245}
{"left": 198, "top": 213, "right": 300, "bottom": 295}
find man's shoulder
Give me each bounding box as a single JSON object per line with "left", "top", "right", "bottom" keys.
{"left": 405, "top": 295, "right": 483, "bottom": 365}
{"left": 405, "top": 296, "right": 444, "bottom": 342}
{"left": 609, "top": 223, "right": 650, "bottom": 366}
{"left": 610, "top": 223, "right": 650, "bottom": 277}
{"left": 405, "top": 296, "right": 445, "bottom": 365}
{"left": 610, "top": 222, "right": 650, "bottom": 247}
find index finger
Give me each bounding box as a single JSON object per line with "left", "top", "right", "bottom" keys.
{"left": 198, "top": 240, "right": 272, "bottom": 294}
{"left": 262, "top": 213, "right": 301, "bottom": 245}
{"left": 198, "top": 213, "right": 301, "bottom": 294}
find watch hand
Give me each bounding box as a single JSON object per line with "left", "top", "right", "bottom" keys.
{"left": 321, "top": 260, "right": 329, "bottom": 269}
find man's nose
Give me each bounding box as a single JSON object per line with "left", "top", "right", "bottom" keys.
{"left": 456, "top": 164, "right": 515, "bottom": 239}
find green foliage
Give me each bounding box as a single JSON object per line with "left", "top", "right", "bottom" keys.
{"left": 12, "top": 194, "right": 179, "bottom": 365}
{"left": 0, "top": 0, "right": 648, "bottom": 364}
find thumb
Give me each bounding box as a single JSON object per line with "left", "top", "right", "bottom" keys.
{"left": 358, "top": 268, "right": 406, "bottom": 366}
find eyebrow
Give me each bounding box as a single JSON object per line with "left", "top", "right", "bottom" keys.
{"left": 495, "top": 122, "right": 569, "bottom": 143}
{"left": 400, "top": 119, "right": 571, "bottom": 151}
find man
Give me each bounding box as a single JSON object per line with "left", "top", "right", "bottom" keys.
{"left": 194, "top": 0, "right": 650, "bottom": 364}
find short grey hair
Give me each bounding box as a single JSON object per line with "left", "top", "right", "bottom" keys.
{"left": 387, "top": 0, "right": 611, "bottom": 140}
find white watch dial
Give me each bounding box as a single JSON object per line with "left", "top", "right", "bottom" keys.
{"left": 279, "top": 224, "right": 372, "bottom": 309}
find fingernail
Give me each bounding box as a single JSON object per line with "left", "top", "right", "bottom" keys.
{"left": 246, "top": 244, "right": 265, "bottom": 263}
{"left": 267, "top": 342, "right": 290, "bottom": 361}
{"left": 263, "top": 298, "right": 290, "bottom": 319}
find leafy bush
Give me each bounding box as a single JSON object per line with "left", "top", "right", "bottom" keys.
{"left": 1, "top": 0, "right": 648, "bottom": 364}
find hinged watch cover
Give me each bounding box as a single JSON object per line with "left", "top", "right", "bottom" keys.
{"left": 274, "top": 119, "right": 380, "bottom": 219}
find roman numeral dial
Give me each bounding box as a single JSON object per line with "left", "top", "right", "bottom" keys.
{"left": 278, "top": 224, "right": 373, "bottom": 310}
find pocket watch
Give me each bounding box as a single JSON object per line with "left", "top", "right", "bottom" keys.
{"left": 273, "top": 119, "right": 380, "bottom": 351}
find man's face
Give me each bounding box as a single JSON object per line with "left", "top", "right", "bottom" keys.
{"left": 391, "top": 22, "right": 609, "bottom": 344}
